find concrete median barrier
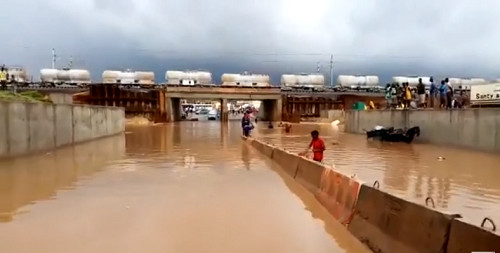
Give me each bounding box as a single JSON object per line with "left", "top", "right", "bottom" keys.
{"left": 294, "top": 158, "right": 325, "bottom": 194}
{"left": 250, "top": 139, "right": 274, "bottom": 158}
{"left": 316, "top": 168, "right": 362, "bottom": 226}
{"left": 446, "top": 218, "right": 500, "bottom": 253}
{"left": 272, "top": 148, "right": 300, "bottom": 177}
{"left": 348, "top": 184, "right": 454, "bottom": 253}
{"left": 247, "top": 137, "right": 500, "bottom": 252}
{"left": 248, "top": 139, "right": 363, "bottom": 226}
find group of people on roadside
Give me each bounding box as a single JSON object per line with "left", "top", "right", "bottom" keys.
{"left": 385, "top": 77, "right": 469, "bottom": 110}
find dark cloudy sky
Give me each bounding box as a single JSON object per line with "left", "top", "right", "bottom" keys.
{"left": 1, "top": 0, "right": 499, "bottom": 84}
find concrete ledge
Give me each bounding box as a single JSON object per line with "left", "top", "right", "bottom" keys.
{"left": 247, "top": 137, "right": 500, "bottom": 253}
{"left": 345, "top": 109, "right": 500, "bottom": 152}
{"left": 348, "top": 184, "right": 454, "bottom": 253}
{"left": 249, "top": 138, "right": 361, "bottom": 225}
{"left": 294, "top": 158, "right": 325, "bottom": 193}
{"left": 446, "top": 218, "right": 500, "bottom": 253}
{"left": 0, "top": 101, "right": 125, "bottom": 159}
{"left": 271, "top": 148, "right": 300, "bottom": 177}
{"left": 316, "top": 168, "right": 362, "bottom": 225}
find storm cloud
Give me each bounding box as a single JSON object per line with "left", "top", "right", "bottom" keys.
{"left": 2, "top": 0, "right": 500, "bottom": 83}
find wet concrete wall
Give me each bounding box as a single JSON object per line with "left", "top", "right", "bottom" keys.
{"left": 0, "top": 101, "right": 125, "bottom": 159}
{"left": 345, "top": 109, "right": 500, "bottom": 152}
{"left": 246, "top": 137, "right": 500, "bottom": 253}
{"left": 320, "top": 109, "right": 345, "bottom": 123}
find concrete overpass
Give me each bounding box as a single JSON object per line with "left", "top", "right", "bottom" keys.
{"left": 15, "top": 85, "right": 387, "bottom": 121}
{"left": 164, "top": 86, "right": 283, "bottom": 122}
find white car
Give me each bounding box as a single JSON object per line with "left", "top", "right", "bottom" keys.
{"left": 208, "top": 109, "right": 218, "bottom": 120}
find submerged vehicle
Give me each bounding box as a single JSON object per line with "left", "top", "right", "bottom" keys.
{"left": 366, "top": 126, "right": 420, "bottom": 143}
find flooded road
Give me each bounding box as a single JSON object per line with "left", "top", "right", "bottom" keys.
{"left": 255, "top": 123, "right": 500, "bottom": 228}
{"left": 0, "top": 122, "right": 369, "bottom": 253}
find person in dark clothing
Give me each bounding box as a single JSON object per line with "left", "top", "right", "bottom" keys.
{"left": 285, "top": 124, "right": 292, "bottom": 133}
{"left": 417, "top": 78, "right": 426, "bottom": 108}
{"left": 241, "top": 113, "right": 253, "bottom": 137}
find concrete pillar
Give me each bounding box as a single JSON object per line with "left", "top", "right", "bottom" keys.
{"left": 273, "top": 98, "right": 283, "bottom": 121}
{"left": 220, "top": 98, "right": 229, "bottom": 122}
{"left": 165, "top": 97, "right": 182, "bottom": 122}
{"left": 165, "top": 97, "right": 174, "bottom": 122}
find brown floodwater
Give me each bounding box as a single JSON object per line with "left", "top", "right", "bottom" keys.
{"left": 0, "top": 122, "right": 369, "bottom": 253}
{"left": 254, "top": 122, "right": 500, "bottom": 229}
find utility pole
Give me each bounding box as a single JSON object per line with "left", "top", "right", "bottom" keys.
{"left": 330, "top": 54, "right": 334, "bottom": 87}
{"left": 52, "top": 48, "right": 56, "bottom": 69}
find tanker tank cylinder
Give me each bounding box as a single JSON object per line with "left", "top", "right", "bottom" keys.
{"left": 166, "top": 70, "right": 213, "bottom": 85}
{"left": 392, "top": 76, "right": 409, "bottom": 84}
{"left": 365, "top": 76, "right": 379, "bottom": 86}
{"left": 40, "top": 68, "right": 58, "bottom": 82}
{"left": 281, "top": 74, "right": 298, "bottom": 86}
{"left": 69, "top": 69, "right": 91, "bottom": 82}
{"left": 56, "top": 69, "right": 71, "bottom": 81}
{"left": 337, "top": 75, "right": 357, "bottom": 86}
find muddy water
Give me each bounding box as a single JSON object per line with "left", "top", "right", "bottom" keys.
{"left": 255, "top": 123, "right": 500, "bottom": 228}
{"left": 0, "top": 122, "right": 369, "bottom": 253}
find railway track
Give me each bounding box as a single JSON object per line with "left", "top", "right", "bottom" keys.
{"left": 10, "top": 83, "right": 385, "bottom": 95}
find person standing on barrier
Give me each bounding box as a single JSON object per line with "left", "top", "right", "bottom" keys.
{"left": 303, "top": 130, "right": 325, "bottom": 162}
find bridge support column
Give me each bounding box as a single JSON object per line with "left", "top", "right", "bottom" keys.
{"left": 166, "top": 97, "right": 182, "bottom": 122}
{"left": 220, "top": 98, "right": 229, "bottom": 122}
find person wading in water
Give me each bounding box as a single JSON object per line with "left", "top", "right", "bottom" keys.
{"left": 299, "top": 130, "right": 325, "bottom": 162}
{"left": 241, "top": 113, "right": 253, "bottom": 137}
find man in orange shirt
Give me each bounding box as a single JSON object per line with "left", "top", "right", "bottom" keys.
{"left": 299, "top": 130, "right": 325, "bottom": 162}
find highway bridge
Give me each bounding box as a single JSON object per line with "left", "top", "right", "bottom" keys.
{"left": 10, "top": 85, "right": 385, "bottom": 122}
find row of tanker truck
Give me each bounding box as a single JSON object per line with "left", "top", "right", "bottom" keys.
{"left": 1, "top": 65, "right": 494, "bottom": 91}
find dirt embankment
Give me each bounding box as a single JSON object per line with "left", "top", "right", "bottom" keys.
{"left": 0, "top": 91, "right": 52, "bottom": 103}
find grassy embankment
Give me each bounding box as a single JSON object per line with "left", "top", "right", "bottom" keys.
{"left": 0, "top": 91, "right": 52, "bottom": 103}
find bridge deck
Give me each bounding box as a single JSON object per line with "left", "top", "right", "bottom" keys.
{"left": 165, "top": 86, "right": 283, "bottom": 100}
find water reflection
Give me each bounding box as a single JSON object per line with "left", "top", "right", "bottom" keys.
{"left": 241, "top": 143, "right": 251, "bottom": 170}
{"left": 255, "top": 123, "right": 500, "bottom": 225}
{"left": 0, "top": 122, "right": 370, "bottom": 253}
{"left": 0, "top": 134, "right": 125, "bottom": 222}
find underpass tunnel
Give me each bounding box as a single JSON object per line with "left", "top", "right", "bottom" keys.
{"left": 165, "top": 96, "right": 282, "bottom": 123}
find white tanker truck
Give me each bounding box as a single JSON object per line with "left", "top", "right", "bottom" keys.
{"left": 166, "top": 70, "right": 213, "bottom": 86}
{"left": 337, "top": 75, "right": 381, "bottom": 91}
{"left": 102, "top": 70, "right": 155, "bottom": 86}
{"left": 40, "top": 68, "right": 91, "bottom": 87}
{"left": 221, "top": 72, "right": 271, "bottom": 87}
{"left": 280, "top": 74, "right": 325, "bottom": 91}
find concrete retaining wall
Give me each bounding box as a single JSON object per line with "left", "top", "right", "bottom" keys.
{"left": 345, "top": 109, "right": 500, "bottom": 152}
{"left": 320, "top": 109, "right": 345, "bottom": 122}
{"left": 246, "top": 137, "right": 500, "bottom": 253}
{"left": 0, "top": 101, "right": 125, "bottom": 158}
